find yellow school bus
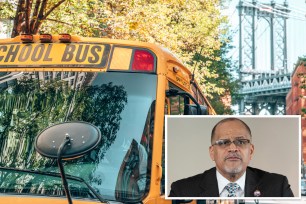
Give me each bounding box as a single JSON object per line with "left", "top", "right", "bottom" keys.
{"left": 0, "top": 34, "right": 215, "bottom": 204}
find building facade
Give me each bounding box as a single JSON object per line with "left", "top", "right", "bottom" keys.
{"left": 286, "top": 60, "right": 306, "bottom": 168}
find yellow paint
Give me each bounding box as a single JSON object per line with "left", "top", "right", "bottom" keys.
{"left": 0, "top": 196, "right": 101, "bottom": 204}
{"left": 109, "top": 47, "right": 133, "bottom": 70}
{"left": 0, "top": 43, "right": 107, "bottom": 67}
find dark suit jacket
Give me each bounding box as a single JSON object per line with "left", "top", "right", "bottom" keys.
{"left": 169, "top": 166, "right": 294, "bottom": 197}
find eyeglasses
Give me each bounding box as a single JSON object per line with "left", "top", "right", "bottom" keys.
{"left": 212, "top": 139, "right": 251, "bottom": 148}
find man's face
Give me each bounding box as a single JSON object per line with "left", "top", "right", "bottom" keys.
{"left": 209, "top": 120, "right": 254, "bottom": 181}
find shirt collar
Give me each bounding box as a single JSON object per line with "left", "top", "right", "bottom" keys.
{"left": 216, "top": 169, "right": 246, "bottom": 194}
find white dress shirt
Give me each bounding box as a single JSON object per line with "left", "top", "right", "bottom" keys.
{"left": 216, "top": 170, "right": 246, "bottom": 197}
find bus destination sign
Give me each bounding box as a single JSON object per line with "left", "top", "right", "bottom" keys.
{"left": 0, "top": 43, "right": 110, "bottom": 68}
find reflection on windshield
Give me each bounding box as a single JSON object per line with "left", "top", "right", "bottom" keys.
{"left": 0, "top": 71, "right": 156, "bottom": 202}
{"left": 115, "top": 101, "right": 155, "bottom": 200}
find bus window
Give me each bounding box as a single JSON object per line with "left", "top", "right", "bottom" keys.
{"left": 168, "top": 83, "right": 189, "bottom": 115}
{"left": 116, "top": 101, "right": 155, "bottom": 200}
{"left": 191, "top": 82, "right": 198, "bottom": 102}
{"left": 169, "top": 95, "right": 185, "bottom": 115}
{"left": 191, "top": 82, "right": 207, "bottom": 107}
{"left": 0, "top": 71, "right": 156, "bottom": 203}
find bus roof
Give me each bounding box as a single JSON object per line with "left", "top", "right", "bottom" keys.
{"left": 0, "top": 35, "right": 192, "bottom": 80}
{"left": 0, "top": 34, "right": 186, "bottom": 70}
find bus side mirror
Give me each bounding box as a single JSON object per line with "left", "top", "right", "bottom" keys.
{"left": 35, "top": 122, "right": 101, "bottom": 204}
{"left": 184, "top": 104, "right": 207, "bottom": 115}
{"left": 35, "top": 122, "right": 101, "bottom": 159}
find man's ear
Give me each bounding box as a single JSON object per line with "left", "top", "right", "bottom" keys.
{"left": 249, "top": 144, "right": 255, "bottom": 160}
{"left": 209, "top": 145, "right": 215, "bottom": 161}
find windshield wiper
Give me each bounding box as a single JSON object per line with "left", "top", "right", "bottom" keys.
{"left": 0, "top": 166, "right": 107, "bottom": 203}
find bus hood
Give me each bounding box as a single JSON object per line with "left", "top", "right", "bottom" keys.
{"left": 0, "top": 195, "right": 105, "bottom": 204}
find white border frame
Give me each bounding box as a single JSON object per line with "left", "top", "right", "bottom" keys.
{"left": 165, "top": 115, "right": 301, "bottom": 200}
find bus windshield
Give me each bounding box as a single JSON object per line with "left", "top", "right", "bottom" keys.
{"left": 0, "top": 71, "right": 156, "bottom": 203}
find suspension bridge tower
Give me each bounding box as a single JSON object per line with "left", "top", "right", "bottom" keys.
{"left": 237, "top": 0, "right": 292, "bottom": 115}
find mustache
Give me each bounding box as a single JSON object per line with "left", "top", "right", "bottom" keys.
{"left": 224, "top": 153, "right": 242, "bottom": 161}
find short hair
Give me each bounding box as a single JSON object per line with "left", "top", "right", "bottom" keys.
{"left": 211, "top": 118, "right": 252, "bottom": 143}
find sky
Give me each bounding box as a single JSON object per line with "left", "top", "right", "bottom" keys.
{"left": 222, "top": 0, "right": 306, "bottom": 73}
{"left": 0, "top": 19, "right": 12, "bottom": 39}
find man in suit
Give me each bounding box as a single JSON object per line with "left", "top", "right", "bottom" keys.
{"left": 169, "top": 118, "right": 294, "bottom": 197}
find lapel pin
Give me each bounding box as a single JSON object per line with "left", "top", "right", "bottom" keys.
{"left": 254, "top": 189, "right": 261, "bottom": 197}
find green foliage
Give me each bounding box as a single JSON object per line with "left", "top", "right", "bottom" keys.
{"left": 6, "top": 0, "right": 106, "bottom": 36}
{"left": 103, "top": 0, "right": 226, "bottom": 64}
{"left": 294, "top": 56, "right": 306, "bottom": 70}
{"left": 210, "top": 99, "right": 235, "bottom": 115}
{"left": 0, "top": 1, "right": 15, "bottom": 19}
{"left": 39, "top": 0, "right": 106, "bottom": 36}
{"left": 194, "top": 34, "right": 240, "bottom": 114}
{"left": 296, "top": 57, "right": 306, "bottom": 117}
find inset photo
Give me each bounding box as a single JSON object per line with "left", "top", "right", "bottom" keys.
{"left": 165, "top": 116, "right": 301, "bottom": 200}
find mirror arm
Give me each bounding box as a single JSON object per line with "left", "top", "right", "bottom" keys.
{"left": 57, "top": 135, "right": 73, "bottom": 204}
{"left": 79, "top": 179, "right": 106, "bottom": 203}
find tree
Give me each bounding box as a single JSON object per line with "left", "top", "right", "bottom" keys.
{"left": 103, "top": 0, "right": 226, "bottom": 63}
{"left": 194, "top": 33, "right": 240, "bottom": 114}
{"left": 295, "top": 57, "right": 306, "bottom": 116}
{"left": 0, "top": 0, "right": 15, "bottom": 19}
{"left": 39, "top": 0, "right": 106, "bottom": 36}
{"left": 4, "top": 0, "right": 105, "bottom": 37}
{"left": 11, "top": 0, "right": 65, "bottom": 37}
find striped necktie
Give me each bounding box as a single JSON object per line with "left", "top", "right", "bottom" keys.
{"left": 225, "top": 183, "right": 239, "bottom": 197}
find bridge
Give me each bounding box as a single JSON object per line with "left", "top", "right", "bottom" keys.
{"left": 240, "top": 71, "right": 291, "bottom": 114}
{"left": 237, "top": 0, "right": 293, "bottom": 115}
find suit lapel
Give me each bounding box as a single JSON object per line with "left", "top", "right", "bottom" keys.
{"left": 245, "top": 167, "right": 261, "bottom": 197}
{"left": 198, "top": 167, "right": 220, "bottom": 197}
{"left": 196, "top": 167, "right": 264, "bottom": 197}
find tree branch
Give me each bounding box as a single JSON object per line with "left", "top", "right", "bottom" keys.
{"left": 44, "top": 0, "right": 66, "bottom": 20}
{"left": 45, "top": 18, "right": 73, "bottom": 26}
{"left": 25, "top": 0, "right": 32, "bottom": 33}
{"left": 33, "top": 0, "right": 66, "bottom": 33}
{"left": 30, "top": 0, "right": 41, "bottom": 32}
{"left": 33, "top": 0, "right": 47, "bottom": 34}
{"left": 11, "top": 0, "right": 25, "bottom": 37}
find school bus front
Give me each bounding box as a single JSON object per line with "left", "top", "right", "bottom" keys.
{"left": 0, "top": 34, "right": 210, "bottom": 204}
